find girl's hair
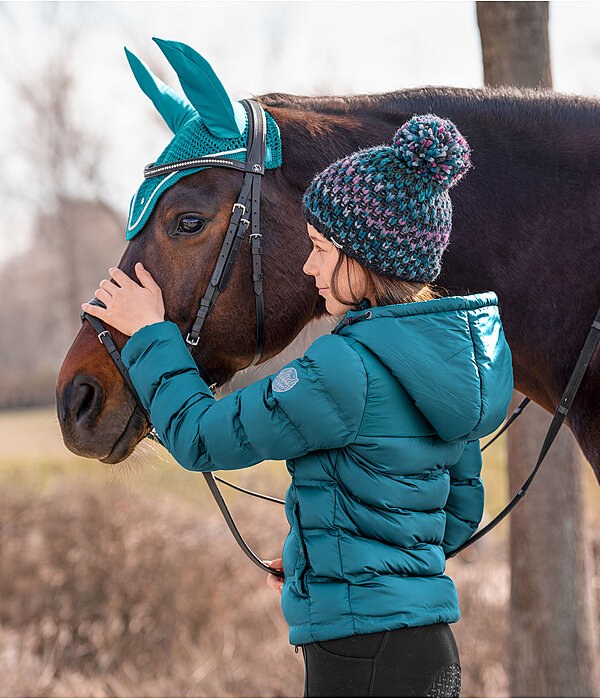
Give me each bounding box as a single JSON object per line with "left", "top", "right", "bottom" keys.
{"left": 329, "top": 250, "right": 447, "bottom": 308}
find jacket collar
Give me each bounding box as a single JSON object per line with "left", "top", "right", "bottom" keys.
{"left": 329, "top": 290, "right": 513, "bottom": 442}
{"left": 332, "top": 292, "right": 499, "bottom": 335}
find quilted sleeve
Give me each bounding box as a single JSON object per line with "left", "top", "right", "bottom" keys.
{"left": 441, "top": 439, "right": 485, "bottom": 555}
{"left": 121, "top": 320, "right": 368, "bottom": 471}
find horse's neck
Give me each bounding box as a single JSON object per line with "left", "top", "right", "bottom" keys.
{"left": 215, "top": 315, "right": 338, "bottom": 397}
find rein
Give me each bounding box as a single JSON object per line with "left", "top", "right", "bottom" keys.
{"left": 82, "top": 96, "right": 600, "bottom": 571}
{"left": 446, "top": 307, "right": 600, "bottom": 557}
{"left": 332, "top": 305, "right": 600, "bottom": 558}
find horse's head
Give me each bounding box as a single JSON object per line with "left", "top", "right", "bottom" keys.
{"left": 56, "top": 39, "right": 328, "bottom": 463}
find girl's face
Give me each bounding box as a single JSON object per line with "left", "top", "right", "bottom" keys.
{"left": 302, "top": 223, "right": 370, "bottom": 316}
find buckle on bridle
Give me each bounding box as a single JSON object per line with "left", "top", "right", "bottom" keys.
{"left": 232, "top": 202, "right": 246, "bottom": 215}
{"left": 98, "top": 330, "right": 110, "bottom": 344}
{"left": 186, "top": 333, "right": 200, "bottom": 346}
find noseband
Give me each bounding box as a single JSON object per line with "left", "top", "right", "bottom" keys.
{"left": 81, "top": 98, "right": 284, "bottom": 578}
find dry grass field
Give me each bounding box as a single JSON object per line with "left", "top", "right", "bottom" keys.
{"left": 0, "top": 407, "right": 598, "bottom": 697}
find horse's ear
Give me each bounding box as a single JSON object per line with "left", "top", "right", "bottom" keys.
{"left": 151, "top": 37, "right": 243, "bottom": 140}
{"left": 124, "top": 47, "right": 197, "bottom": 134}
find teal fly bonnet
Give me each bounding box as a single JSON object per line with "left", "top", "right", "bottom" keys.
{"left": 124, "top": 38, "right": 282, "bottom": 240}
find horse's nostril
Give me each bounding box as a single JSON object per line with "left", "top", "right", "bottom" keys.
{"left": 71, "top": 375, "right": 103, "bottom": 427}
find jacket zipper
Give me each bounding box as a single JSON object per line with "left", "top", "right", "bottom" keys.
{"left": 331, "top": 310, "right": 372, "bottom": 335}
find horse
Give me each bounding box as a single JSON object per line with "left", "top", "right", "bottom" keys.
{"left": 56, "top": 50, "right": 600, "bottom": 485}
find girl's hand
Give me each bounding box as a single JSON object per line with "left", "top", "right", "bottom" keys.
{"left": 81, "top": 262, "right": 165, "bottom": 337}
{"left": 264, "top": 558, "right": 284, "bottom": 595}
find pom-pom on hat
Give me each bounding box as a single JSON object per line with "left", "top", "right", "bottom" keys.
{"left": 301, "top": 113, "right": 472, "bottom": 283}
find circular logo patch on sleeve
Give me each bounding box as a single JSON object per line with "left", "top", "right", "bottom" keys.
{"left": 272, "top": 367, "right": 299, "bottom": 392}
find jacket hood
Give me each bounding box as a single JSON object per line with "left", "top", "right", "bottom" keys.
{"left": 332, "top": 291, "right": 514, "bottom": 442}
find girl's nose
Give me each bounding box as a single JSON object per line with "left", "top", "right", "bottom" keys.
{"left": 303, "top": 249, "right": 319, "bottom": 276}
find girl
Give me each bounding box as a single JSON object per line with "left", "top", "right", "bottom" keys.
{"left": 82, "top": 114, "right": 514, "bottom": 697}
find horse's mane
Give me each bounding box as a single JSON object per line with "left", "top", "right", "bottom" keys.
{"left": 256, "top": 86, "right": 600, "bottom": 148}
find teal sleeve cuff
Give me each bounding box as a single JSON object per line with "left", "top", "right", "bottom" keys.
{"left": 121, "top": 320, "right": 179, "bottom": 367}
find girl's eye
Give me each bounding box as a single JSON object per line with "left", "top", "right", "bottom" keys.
{"left": 175, "top": 214, "right": 206, "bottom": 236}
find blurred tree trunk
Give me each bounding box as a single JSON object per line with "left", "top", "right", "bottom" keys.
{"left": 477, "top": 1, "right": 552, "bottom": 88}
{"left": 476, "top": 2, "right": 599, "bottom": 696}
{"left": 506, "top": 393, "right": 599, "bottom": 696}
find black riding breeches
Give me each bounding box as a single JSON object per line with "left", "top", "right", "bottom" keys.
{"left": 300, "top": 622, "right": 461, "bottom": 697}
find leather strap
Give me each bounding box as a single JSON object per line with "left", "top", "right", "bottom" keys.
{"left": 85, "top": 95, "right": 600, "bottom": 570}
{"left": 202, "top": 471, "right": 285, "bottom": 575}
{"left": 446, "top": 312, "right": 600, "bottom": 558}
{"left": 80, "top": 303, "right": 285, "bottom": 578}
{"left": 185, "top": 175, "right": 254, "bottom": 345}
{"left": 81, "top": 304, "right": 148, "bottom": 408}
{"left": 144, "top": 156, "right": 248, "bottom": 178}
{"left": 248, "top": 100, "right": 266, "bottom": 366}
{"left": 330, "top": 303, "right": 600, "bottom": 560}
{"left": 182, "top": 98, "right": 266, "bottom": 377}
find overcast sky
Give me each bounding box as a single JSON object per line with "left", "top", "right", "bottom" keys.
{"left": 1, "top": 0, "right": 599, "bottom": 262}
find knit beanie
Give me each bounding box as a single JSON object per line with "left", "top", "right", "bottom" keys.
{"left": 301, "top": 113, "right": 472, "bottom": 282}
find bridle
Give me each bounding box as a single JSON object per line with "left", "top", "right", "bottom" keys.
{"left": 82, "top": 98, "right": 284, "bottom": 578}
{"left": 143, "top": 97, "right": 267, "bottom": 388}
{"left": 81, "top": 96, "right": 600, "bottom": 573}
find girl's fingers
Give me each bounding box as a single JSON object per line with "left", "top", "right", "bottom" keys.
{"left": 98, "top": 279, "right": 116, "bottom": 293}
{"left": 81, "top": 301, "right": 107, "bottom": 319}
{"left": 263, "top": 558, "right": 283, "bottom": 570}
{"left": 108, "top": 267, "right": 132, "bottom": 287}
{"left": 94, "top": 288, "right": 112, "bottom": 305}
{"left": 265, "top": 554, "right": 284, "bottom": 593}
{"left": 135, "top": 261, "right": 161, "bottom": 291}
{"left": 266, "top": 573, "right": 284, "bottom": 591}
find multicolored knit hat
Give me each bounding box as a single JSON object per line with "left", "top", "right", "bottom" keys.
{"left": 301, "top": 114, "right": 472, "bottom": 282}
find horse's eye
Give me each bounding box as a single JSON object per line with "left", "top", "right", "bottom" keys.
{"left": 176, "top": 214, "right": 205, "bottom": 236}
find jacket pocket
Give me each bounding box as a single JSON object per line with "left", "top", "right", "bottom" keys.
{"left": 291, "top": 502, "right": 310, "bottom": 598}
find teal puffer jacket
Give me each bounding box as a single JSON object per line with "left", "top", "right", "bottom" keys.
{"left": 121, "top": 291, "right": 514, "bottom": 645}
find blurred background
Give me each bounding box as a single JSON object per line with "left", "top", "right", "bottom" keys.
{"left": 0, "top": 1, "right": 599, "bottom": 697}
